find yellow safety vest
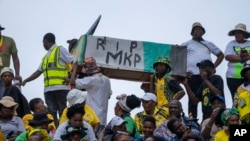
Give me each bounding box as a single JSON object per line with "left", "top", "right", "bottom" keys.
{"left": 42, "top": 46, "right": 68, "bottom": 87}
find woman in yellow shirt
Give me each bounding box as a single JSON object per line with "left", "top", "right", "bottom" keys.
{"left": 214, "top": 108, "right": 240, "bottom": 141}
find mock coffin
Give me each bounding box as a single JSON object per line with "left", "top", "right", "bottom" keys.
{"left": 72, "top": 35, "right": 187, "bottom": 82}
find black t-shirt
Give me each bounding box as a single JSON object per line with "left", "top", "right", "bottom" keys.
{"left": 196, "top": 75, "right": 224, "bottom": 120}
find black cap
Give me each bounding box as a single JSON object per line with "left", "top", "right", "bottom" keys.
{"left": 196, "top": 60, "right": 214, "bottom": 68}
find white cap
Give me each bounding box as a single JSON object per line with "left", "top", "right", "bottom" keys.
{"left": 110, "top": 116, "right": 127, "bottom": 129}
{"left": 0, "top": 67, "right": 14, "bottom": 77}
{"left": 141, "top": 92, "right": 157, "bottom": 102}
{"left": 67, "top": 89, "right": 87, "bottom": 107}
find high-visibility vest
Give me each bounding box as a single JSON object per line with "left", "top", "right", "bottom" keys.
{"left": 42, "top": 46, "right": 68, "bottom": 87}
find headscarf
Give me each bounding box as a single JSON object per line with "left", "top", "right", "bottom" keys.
{"left": 27, "top": 128, "right": 50, "bottom": 141}
{"left": 116, "top": 94, "right": 141, "bottom": 113}
{"left": 221, "top": 108, "right": 239, "bottom": 125}
{"left": 116, "top": 94, "right": 131, "bottom": 113}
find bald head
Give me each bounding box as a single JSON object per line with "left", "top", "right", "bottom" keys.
{"left": 169, "top": 100, "right": 183, "bottom": 118}
{"left": 169, "top": 100, "right": 182, "bottom": 108}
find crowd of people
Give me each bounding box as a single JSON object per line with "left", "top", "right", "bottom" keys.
{"left": 0, "top": 21, "right": 249, "bottom": 141}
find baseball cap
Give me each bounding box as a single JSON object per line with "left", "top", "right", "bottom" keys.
{"left": 141, "top": 92, "right": 157, "bottom": 102}
{"left": 196, "top": 60, "right": 214, "bottom": 68}
{"left": 210, "top": 95, "right": 225, "bottom": 104}
{"left": 110, "top": 116, "right": 127, "bottom": 129}
{"left": 67, "top": 89, "right": 88, "bottom": 107}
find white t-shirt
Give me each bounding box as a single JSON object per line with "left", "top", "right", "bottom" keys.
{"left": 224, "top": 40, "right": 250, "bottom": 78}
{"left": 75, "top": 73, "right": 112, "bottom": 125}
{"left": 53, "top": 120, "right": 96, "bottom": 141}
{"left": 181, "top": 39, "right": 222, "bottom": 75}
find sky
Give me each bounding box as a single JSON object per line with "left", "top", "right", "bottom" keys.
{"left": 1, "top": 0, "right": 250, "bottom": 123}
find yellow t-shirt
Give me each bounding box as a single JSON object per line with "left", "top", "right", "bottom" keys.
{"left": 134, "top": 106, "right": 169, "bottom": 134}
{"left": 59, "top": 105, "right": 100, "bottom": 127}
{"left": 214, "top": 130, "right": 228, "bottom": 141}
{"left": 156, "top": 78, "right": 168, "bottom": 107}
{"left": 22, "top": 113, "right": 56, "bottom": 131}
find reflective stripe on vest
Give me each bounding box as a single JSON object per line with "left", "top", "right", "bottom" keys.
{"left": 42, "top": 46, "right": 68, "bottom": 86}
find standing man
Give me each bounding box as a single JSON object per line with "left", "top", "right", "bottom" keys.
{"left": 179, "top": 22, "right": 224, "bottom": 118}
{"left": 69, "top": 57, "right": 112, "bottom": 135}
{"left": 149, "top": 56, "right": 185, "bottom": 108}
{"left": 21, "top": 33, "right": 74, "bottom": 127}
{"left": 182, "top": 60, "right": 225, "bottom": 122}
{"left": 0, "top": 25, "right": 21, "bottom": 98}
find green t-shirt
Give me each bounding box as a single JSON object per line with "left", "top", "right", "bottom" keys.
{"left": 123, "top": 115, "right": 140, "bottom": 138}
{"left": 15, "top": 131, "right": 53, "bottom": 141}
{"left": 0, "top": 35, "right": 18, "bottom": 71}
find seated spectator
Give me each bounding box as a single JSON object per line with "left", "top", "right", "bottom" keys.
{"left": 0, "top": 67, "right": 31, "bottom": 118}
{"left": 154, "top": 100, "right": 200, "bottom": 141}
{"left": 22, "top": 98, "right": 55, "bottom": 133}
{"left": 26, "top": 128, "right": 51, "bottom": 141}
{"left": 135, "top": 116, "right": 157, "bottom": 141}
{"left": 145, "top": 135, "right": 165, "bottom": 141}
{"left": 113, "top": 131, "right": 130, "bottom": 141}
{"left": 53, "top": 103, "right": 96, "bottom": 141}
{"left": 59, "top": 88, "right": 100, "bottom": 135}
{"left": 16, "top": 112, "right": 53, "bottom": 141}
{"left": 61, "top": 125, "right": 88, "bottom": 141}
{"left": 233, "top": 60, "right": 250, "bottom": 125}
{"left": 99, "top": 116, "right": 133, "bottom": 141}
{"left": 214, "top": 108, "right": 240, "bottom": 141}
{"left": 114, "top": 94, "right": 141, "bottom": 138}
{"left": 0, "top": 96, "right": 25, "bottom": 141}
{"left": 134, "top": 92, "right": 169, "bottom": 134}
{"left": 201, "top": 95, "right": 226, "bottom": 141}
{"left": 182, "top": 133, "right": 203, "bottom": 141}
{"left": 167, "top": 118, "right": 204, "bottom": 141}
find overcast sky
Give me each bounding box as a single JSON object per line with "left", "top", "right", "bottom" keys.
{"left": 1, "top": 0, "right": 250, "bottom": 123}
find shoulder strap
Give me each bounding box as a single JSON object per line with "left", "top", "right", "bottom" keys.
{"left": 195, "top": 40, "right": 211, "bottom": 53}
